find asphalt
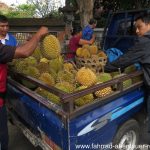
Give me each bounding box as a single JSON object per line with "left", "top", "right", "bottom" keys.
{"left": 8, "top": 122, "right": 41, "bottom": 150}
{"left": 8, "top": 121, "right": 150, "bottom": 150}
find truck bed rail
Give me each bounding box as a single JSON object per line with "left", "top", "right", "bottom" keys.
{"left": 8, "top": 70, "right": 143, "bottom": 119}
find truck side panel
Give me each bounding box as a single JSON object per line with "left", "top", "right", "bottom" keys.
{"left": 69, "top": 88, "right": 144, "bottom": 149}
{"left": 7, "top": 84, "right": 68, "bottom": 150}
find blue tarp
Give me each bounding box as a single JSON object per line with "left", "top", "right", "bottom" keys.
{"left": 105, "top": 48, "right": 123, "bottom": 62}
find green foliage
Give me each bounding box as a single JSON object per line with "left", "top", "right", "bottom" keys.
{"left": 45, "top": 10, "right": 63, "bottom": 19}
{"left": 2, "top": 4, "right": 36, "bottom": 18}
{"left": 67, "top": 0, "right": 78, "bottom": 8}
{"left": 0, "top": 1, "right": 63, "bottom": 18}
{"left": 27, "top": 0, "right": 63, "bottom": 17}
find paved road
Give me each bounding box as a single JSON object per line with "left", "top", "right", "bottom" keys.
{"left": 8, "top": 122, "right": 41, "bottom": 150}
{"left": 8, "top": 121, "right": 150, "bottom": 150}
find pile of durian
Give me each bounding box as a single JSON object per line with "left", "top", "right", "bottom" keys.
{"left": 75, "top": 44, "right": 107, "bottom": 73}
{"left": 8, "top": 35, "right": 141, "bottom": 107}
{"left": 76, "top": 44, "right": 107, "bottom": 59}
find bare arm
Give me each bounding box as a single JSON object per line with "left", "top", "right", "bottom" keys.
{"left": 14, "top": 26, "right": 48, "bottom": 59}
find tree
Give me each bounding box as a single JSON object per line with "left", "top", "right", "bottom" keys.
{"left": 1, "top": 4, "right": 36, "bottom": 18}
{"left": 65, "top": 0, "right": 95, "bottom": 27}
{"left": 64, "top": 0, "right": 150, "bottom": 27}
{"left": 76, "top": 0, "right": 95, "bottom": 27}
{"left": 94, "top": 0, "right": 150, "bottom": 12}
{"left": 27, "top": 0, "right": 64, "bottom": 17}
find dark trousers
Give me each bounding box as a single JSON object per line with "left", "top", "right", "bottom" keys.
{"left": 0, "top": 105, "right": 8, "bottom": 150}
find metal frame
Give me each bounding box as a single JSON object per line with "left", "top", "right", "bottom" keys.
{"left": 8, "top": 70, "right": 143, "bottom": 120}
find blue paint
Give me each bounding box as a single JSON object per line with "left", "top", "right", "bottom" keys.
{"left": 7, "top": 9, "right": 149, "bottom": 150}
{"left": 111, "top": 97, "right": 144, "bottom": 121}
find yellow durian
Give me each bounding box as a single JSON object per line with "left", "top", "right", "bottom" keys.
{"left": 39, "top": 73, "right": 55, "bottom": 86}
{"left": 76, "top": 47, "right": 83, "bottom": 57}
{"left": 76, "top": 67, "right": 97, "bottom": 87}
{"left": 97, "top": 50, "right": 107, "bottom": 59}
{"left": 63, "top": 62, "right": 74, "bottom": 71}
{"left": 89, "top": 45, "right": 98, "bottom": 55}
{"left": 40, "top": 58, "right": 49, "bottom": 63}
{"left": 41, "top": 35, "right": 61, "bottom": 59}
{"left": 95, "top": 82, "right": 112, "bottom": 98}
{"left": 82, "top": 44, "right": 90, "bottom": 50}
{"left": 80, "top": 48, "right": 91, "bottom": 58}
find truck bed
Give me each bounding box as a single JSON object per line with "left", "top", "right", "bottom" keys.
{"left": 6, "top": 71, "right": 144, "bottom": 149}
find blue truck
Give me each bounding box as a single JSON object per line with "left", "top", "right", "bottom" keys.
{"left": 6, "top": 9, "right": 147, "bottom": 150}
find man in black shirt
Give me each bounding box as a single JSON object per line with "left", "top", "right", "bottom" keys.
{"left": 0, "top": 26, "right": 48, "bottom": 150}
{"left": 104, "top": 13, "right": 150, "bottom": 132}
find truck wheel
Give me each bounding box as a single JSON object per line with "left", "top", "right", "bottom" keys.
{"left": 112, "top": 119, "right": 140, "bottom": 150}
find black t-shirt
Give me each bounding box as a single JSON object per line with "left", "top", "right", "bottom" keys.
{"left": 0, "top": 43, "right": 16, "bottom": 64}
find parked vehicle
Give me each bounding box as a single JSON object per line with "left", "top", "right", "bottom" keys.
{"left": 7, "top": 9, "right": 148, "bottom": 150}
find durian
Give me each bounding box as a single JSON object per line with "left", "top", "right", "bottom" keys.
{"left": 80, "top": 48, "right": 91, "bottom": 58}
{"left": 49, "top": 56, "right": 63, "bottom": 73}
{"left": 97, "top": 51, "right": 107, "bottom": 58}
{"left": 32, "top": 46, "right": 42, "bottom": 62}
{"left": 40, "top": 58, "right": 49, "bottom": 63}
{"left": 39, "top": 73, "right": 55, "bottom": 86}
{"left": 22, "top": 66, "right": 40, "bottom": 78}
{"left": 97, "top": 73, "right": 112, "bottom": 82}
{"left": 76, "top": 47, "right": 82, "bottom": 57}
{"left": 47, "top": 82, "right": 73, "bottom": 105}
{"left": 14, "top": 59, "right": 28, "bottom": 73}
{"left": 41, "top": 35, "right": 61, "bottom": 59}
{"left": 55, "top": 82, "right": 75, "bottom": 93}
{"left": 49, "top": 68, "right": 57, "bottom": 80}
{"left": 75, "top": 86, "right": 94, "bottom": 106}
{"left": 95, "top": 86, "right": 112, "bottom": 98}
{"left": 82, "top": 44, "right": 90, "bottom": 50}
{"left": 95, "top": 82, "right": 112, "bottom": 98}
{"left": 124, "top": 65, "right": 136, "bottom": 74}
{"left": 89, "top": 45, "right": 98, "bottom": 55}
{"left": 22, "top": 66, "right": 40, "bottom": 89}
{"left": 113, "top": 73, "right": 132, "bottom": 89}
{"left": 25, "top": 56, "right": 38, "bottom": 66}
{"left": 111, "top": 71, "right": 120, "bottom": 78}
{"left": 36, "top": 62, "right": 49, "bottom": 74}
{"left": 63, "top": 62, "right": 74, "bottom": 71}
{"left": 57, "top": 70, "right": 75, "bottom": 84}
{"left": 76, "top": 67, "right": 97, "bottom": 87}
{"left": 35, "top": 87, "right": 49, "bottom": 98}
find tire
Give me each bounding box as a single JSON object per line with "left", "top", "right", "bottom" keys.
{"left": 112, "top": 119, "right": 140, "bottom": 150}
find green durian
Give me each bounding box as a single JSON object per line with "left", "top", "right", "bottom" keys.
{"left": 75, "top": 86, "right": 94, "bottom": 106}
{"left": 39, "top": 73, "right": 55, "bottom": 86}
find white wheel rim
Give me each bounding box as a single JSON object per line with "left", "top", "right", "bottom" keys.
{"left": 118, "top": 130, "right": 137, "bottom": 150}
